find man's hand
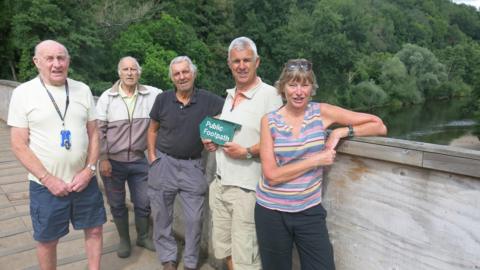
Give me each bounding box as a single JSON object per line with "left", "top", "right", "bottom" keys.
{"left": 222, "top": 142, "right": 248, "bottom": 159}
{"left": 69, "top": 168, "right": 92, "bottom": 192}
{"left": 42, "top": 175, "right": 70, "bottom": 197}
{"left": 202, "top": 139, "right": 218, "bottom": 152}
{"left": 99, "top": 159, "right": 112, "bottom": 177}
{"left": 148, "top": 153, "right": 157, "bottom": 164}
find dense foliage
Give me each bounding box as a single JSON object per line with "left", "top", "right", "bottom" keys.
{"left": 1, "top": 0, "right": 479, "bottom": 112}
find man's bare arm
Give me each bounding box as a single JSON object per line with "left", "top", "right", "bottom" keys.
{"left": 11, "top": 127, "right": 69, "bottom": 196}
{"left": 147, "top": 119, "right": 160, "bottom": 163}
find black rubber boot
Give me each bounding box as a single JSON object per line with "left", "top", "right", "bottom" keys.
{"left": 113, "top": 216, "right": 131, "bottom": 258}
{"left": 135, "top": 216, "right": 156, "bottom": 251}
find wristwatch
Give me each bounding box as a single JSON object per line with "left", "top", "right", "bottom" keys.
{"left": 246, "top": 147, "right": 253, "bottom": 159}
{"left": 86, "top": 163, "right": 96, "bottom": 176}
{"left": 347, "top": 125, "right": 355, "bottom": 138}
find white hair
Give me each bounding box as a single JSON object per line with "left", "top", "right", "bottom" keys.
{"left": 34, "top": 40, "right": 70, "bottom": 58}
{"left": 117, "top": 56, "right": 142, "bottom": 75}
{"left": 228, "top": 36, "right": 258, "bottom": 61}
{"left": 168, "top": 56, "right": 197, "bottom": 80}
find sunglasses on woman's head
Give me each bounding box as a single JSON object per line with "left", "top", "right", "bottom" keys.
{"left": 286, "top": 60, "right": 312, "bottom": 71}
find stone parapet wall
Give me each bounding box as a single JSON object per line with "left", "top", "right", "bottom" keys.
{"left": 0, "top": 80, "right": 20, "bottom": 122}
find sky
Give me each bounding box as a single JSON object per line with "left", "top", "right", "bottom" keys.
{"left": 452, "top": 0, "right": 480, "bottom": 9}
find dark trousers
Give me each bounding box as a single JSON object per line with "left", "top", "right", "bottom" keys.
{"left": 147, "top": 151, "right": 207, "bottom": 269}
{"left": 255, "top": 203, "right": 335, "bottom": 270}
{"left": 102, "top": 158, "right": 150, "bottom": 218}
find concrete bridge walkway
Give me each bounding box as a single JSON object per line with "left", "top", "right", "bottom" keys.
{"left": 0, "top": 120, "right": 214, "bottom": 270}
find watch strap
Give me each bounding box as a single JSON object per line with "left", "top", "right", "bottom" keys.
{"left": 86, "top": 163, "right": 96, "bottom": 176}
{"left": 347, "top": 125, "right": 355, "bottom": 138}
{"left": 246, "top": 147, "right": 253, "bottom": 159}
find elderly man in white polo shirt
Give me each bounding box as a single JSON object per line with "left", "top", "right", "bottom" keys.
{"left": 8, "top": 40, "right": 106, "bottom": 270}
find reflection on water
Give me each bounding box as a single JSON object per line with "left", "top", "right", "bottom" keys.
{"left": 370, "top": 99, "right": 480, "bottom": 147}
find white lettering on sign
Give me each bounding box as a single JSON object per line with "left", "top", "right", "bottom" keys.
{"left": 205, "top": 120, "right": 224, "bottom": 132}
{"left": 203, "top": 128, "right": 229, "bottom": 143}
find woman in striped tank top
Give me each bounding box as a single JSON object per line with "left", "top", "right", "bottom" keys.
{"left": 255, "top": 59, "right": 387, "bottom": 270}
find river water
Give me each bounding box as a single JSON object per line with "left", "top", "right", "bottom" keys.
{"left": 371, "top": 99, "right": 480, "bottom": 150}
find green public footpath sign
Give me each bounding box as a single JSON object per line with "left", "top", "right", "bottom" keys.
{"left": 199, "top": 116, "right": 241, "bottom": 145}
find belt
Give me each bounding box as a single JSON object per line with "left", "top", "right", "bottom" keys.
{"left": 164, "top": 152, "right": 201, "bottom": 160}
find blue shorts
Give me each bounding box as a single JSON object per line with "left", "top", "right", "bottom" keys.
{"left": 29, "top": 177, "right": 107, "bottom": 242}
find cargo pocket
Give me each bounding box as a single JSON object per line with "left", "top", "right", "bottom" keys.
{"left": 232, "top": 222, "right": 260, "bottom": 265}
{"left": 29, "top": 182, "right": 46, "bottom": 229}
{"left": 192, "top": 160, "right": 208, "bottom": 194}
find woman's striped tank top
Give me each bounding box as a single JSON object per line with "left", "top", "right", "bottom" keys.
{"left": 256, "top": 102, "right": 326, "bottom": 212}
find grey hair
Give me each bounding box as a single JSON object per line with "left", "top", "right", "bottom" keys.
{"left": 34, "top": 40, "right": 70, "bottom": 58}
{"left": 117, "top": 56, "right": 142, "bottom": 75}
{"left": 168, "top": 56, "right": 197, "bottom": 80}
{"left": 228, "top": 36, "right": 258, "bottom": 61}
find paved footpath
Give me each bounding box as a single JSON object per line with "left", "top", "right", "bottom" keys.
{"left": 0, "top": 121, "right": 214, "bottom": 270}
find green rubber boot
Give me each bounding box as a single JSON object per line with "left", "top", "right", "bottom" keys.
{"left": 135, "top": 216, "right": 156, "bottom": 251}
{"left": 113, "top": 216, "right": 131, "bottom": 258}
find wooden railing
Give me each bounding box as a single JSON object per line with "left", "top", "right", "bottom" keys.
{"left": 326, "top": 138, "right": 480, "bottom": 269}
{"left": 2, "top": 80, "right": 479, "bottom": 269}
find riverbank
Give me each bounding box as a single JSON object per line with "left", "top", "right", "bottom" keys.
{"left": 449, "top": 133, "right": 480, "bottom": 150}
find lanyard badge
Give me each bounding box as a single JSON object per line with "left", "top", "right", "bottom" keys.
{"left": 60, "top": 130, "right": 71, "bottom": 150}
{"left": 40, "top": 77, "right": 72, "bottom": 150}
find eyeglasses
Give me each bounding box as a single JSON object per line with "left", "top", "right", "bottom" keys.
{"left": 286, "top": 60, "right": 312, "bottom": 71}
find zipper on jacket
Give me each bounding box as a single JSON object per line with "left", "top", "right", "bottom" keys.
{"left": 122, "top": 96, "right": 138, "bottom": 161}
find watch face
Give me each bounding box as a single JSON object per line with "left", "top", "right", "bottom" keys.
{"left": 246, "top": 147, "right": 253, "bottom": 159}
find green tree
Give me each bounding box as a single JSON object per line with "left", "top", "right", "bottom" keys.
{"left": 379, "top": 56, "right": 421, "bottom": 106}
{"left": 395, "top": 44, "right": 447, "bottom": 98}
{"left": 231, "top": 0, "right": 294, "bottom": 84}
{"left": 449, "top": 3, "right": 480, "bottom": 41}
{"left": 271, "top": 2, "right": 358, "bottom": 104}
{"left": 158, "top": 0, "right": 236, "bottom": 92}
{"left": 0, "top": 1, "right": 16, "bottom": 80}
{"left": 365, "top": 15, "right": 397, "bottom": 52}
{"left": 351, "top": 52, "right": 392, "bottom": 84}
{"left": 113, "top": 14, "right": 213, "bottom": 92}
{"left": 2, "top": 0, "right": 480, "bottom": 113}
{"left": 348, "top": 81, "right": 388, "bottom": 109}
{"left": 10, "top": 0, "right": 103, "bottom": 85}
{"left": 93, "top": 0, "right": 161, "bottom": 41}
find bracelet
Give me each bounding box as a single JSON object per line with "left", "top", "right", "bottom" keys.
{"left": 347, "top": 125, "right": 355, "bottom": 137}
{"left": 39, "top": 171, "right": 49, "bottom": 182}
